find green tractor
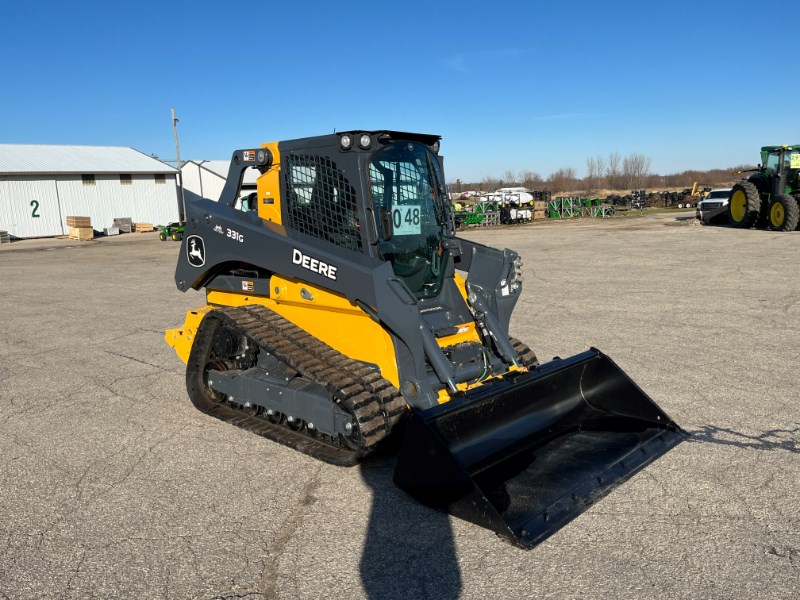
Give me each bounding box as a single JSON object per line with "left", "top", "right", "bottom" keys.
{"left": 159, "top": 222, "right": 186, "bottom": 241}
{"left": 728, "top": 145, "right": 800, "bottom": 231}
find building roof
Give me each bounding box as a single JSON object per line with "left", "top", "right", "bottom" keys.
{"left": 0, "top": 144, "right": 178, "bottom": 175}
{"left": 184, "top": 160, "right": 260, "bottom": 185}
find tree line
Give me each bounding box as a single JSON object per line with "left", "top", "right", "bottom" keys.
{"left": 453, "top": 152, "right": 755, "bottom": 195}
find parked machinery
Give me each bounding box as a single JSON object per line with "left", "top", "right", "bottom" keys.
{"left": 729, "top": 145, "right": 800, "bottom": 231}
{"left": 165, "top": 130, "right": 684, "bottom": 547}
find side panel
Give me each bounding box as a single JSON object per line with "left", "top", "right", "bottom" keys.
{"left": 175, "top": 197, "right": 384, "bottom": 302}
{"left": 205, "top": 277, "right": 400, "bottom": 387}
{"left": 56, "top": 174, "right": 180, "bottom": 229}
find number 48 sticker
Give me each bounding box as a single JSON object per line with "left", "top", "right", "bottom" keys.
{"left": 391, "top": 205, "right": 421, "bottom": 236}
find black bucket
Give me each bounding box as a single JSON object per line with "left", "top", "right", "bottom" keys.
{"left": 393, "top": 349, "right": 686, "bottom": 548}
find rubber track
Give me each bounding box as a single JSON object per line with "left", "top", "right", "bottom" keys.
{"left": 186, "top": 304, "right": 407, "bottom": 466}
{"left": 510, "top": 337, "right": 539, "bottom": 368}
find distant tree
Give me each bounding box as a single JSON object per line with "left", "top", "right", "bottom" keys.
{"left": 622, "top": 153, "right": 652, "bottom": 189}
{"left": 586, "top": 158, "right": 597, "bottom": 192}
{"left": 606, "top": 152, "right": 621, "bottom": 190}
{"left": 518, "top": 169, "right": 543, "bottom": 189}
{"left": 502, "top": 170, "right": 517, "bottom": 187}
{"left": 481, "top": 175, "right": 501, "bottom": 191}
{"left": 595, "top": 156, "right": 607, "bottom": 189}
{"left": 645, "top": 173, "right": 665, "bottom": 188}
{"left": 586, "top": 157, "right": 607, "bottom": 192}
{"left": 467, "top": 160, "right": 752, "bottom": 195}
{"left": 547, "top": 167, "right": 577, "bottom": 194}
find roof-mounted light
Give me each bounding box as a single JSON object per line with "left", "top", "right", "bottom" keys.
{"left": 431, "top": 140, "right": 440, "bottom": 154}
{"left": 359, "top": 134, "right": 371, "bottom": 150}
{"left": 340, "top": 134, "right": 353, "bottom": 150}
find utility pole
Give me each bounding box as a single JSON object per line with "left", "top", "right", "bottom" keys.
{"left": 171, "top": 106, "right": 187, "bottom": 222}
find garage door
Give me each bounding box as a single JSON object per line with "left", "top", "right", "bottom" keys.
{"left": 0, "top": 178, "right": 63, "bottom": 238}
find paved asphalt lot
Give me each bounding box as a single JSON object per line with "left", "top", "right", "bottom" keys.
{"left": 1, "top": 213, "right": 797, "bottom": 599}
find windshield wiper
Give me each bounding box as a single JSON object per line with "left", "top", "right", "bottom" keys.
{"left": 425, "top": 152, "right": 447, "bottom": 225}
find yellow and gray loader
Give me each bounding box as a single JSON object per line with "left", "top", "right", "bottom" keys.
{"left": 166, "top": 131, "right": 684, "bottom": 548}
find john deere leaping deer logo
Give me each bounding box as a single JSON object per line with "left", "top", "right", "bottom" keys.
{"left": 186, "top": 235, "right": 206, "bottom": 267}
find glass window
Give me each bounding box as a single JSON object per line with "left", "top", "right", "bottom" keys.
{"left": 765, "top": 152, "right": 782, "bottom": 171}
{"left": 155, "top": 174, "right": 166, "bottom": 184}
{"left": 82, "top": 174, "right": 95, "bottom": 186}
{"left": 119, "top": 174, "right": 132, "bottom": 185}
{"left": 287, "top": 164, "right": 317, "bottom": 205}
{"left": 236, "top": 192, "right": 257, "bottom": 212}
{"left": 368, "top": 142, "right": 449, "bottom": 298}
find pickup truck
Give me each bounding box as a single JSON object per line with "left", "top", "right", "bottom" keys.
{"left": 696, "top": 188, "right": 732, "bottom": 224}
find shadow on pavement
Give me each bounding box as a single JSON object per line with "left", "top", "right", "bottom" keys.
{"left": 687, "top": 424, "right": 799, "bottom": 454}
{"left": 359, "top": 457, "right": 462, "bottom": 600}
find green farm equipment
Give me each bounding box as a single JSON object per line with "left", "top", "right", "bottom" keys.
{"left": 729, "top": 145, "right": 800, "bottom": 231}
{"left": 159, "top": 222, "right": 186, "bottom": 241}
{"left": 463, "top": 202, "right": 499, "bottom": 226}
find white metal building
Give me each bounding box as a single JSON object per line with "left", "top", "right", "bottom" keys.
{"left": 180, "top": 160, "right": 259, "bottom": 202}
{"left": 0, "top": 144, "right": 180, "bottom": 238}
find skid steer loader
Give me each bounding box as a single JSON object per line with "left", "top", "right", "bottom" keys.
{"left": 165, "top": 131, "right": 684, "bottom": 548}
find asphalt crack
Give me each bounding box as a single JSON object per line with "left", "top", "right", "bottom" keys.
{"left": 32, "top": 424, "right": 190, "bottom": 548}
{"left": 102, "top": 349, "right": 169, "bottom": 371}
{"left": 62, "top": 545, "right": 88, "bottom": 599}
{"left": 259, "top": 465, "right": 323, "bottom": 598}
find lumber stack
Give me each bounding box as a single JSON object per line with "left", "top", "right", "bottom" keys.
{"left": 133, "top": 222, "right": 153, "bottom": 232}
{"left": 66, "top": 216, "right": 92, "bottom": 229}
{"left": 0, "top": 230, "right": 10, "bottom": 244}
{"left": 68, "top": 227, "right": 94, "bottom": 241}
{"left": 65, "top": 216, "right": 93, "bottom": 240}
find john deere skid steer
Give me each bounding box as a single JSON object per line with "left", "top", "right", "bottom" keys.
{"left": 165, "top": 131, "right": 684, "bottom": 548}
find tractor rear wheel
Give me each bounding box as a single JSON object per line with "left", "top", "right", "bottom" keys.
{"left": 728, "top": 182, "right": 761, "bottom": 228}
{"left": 769, "top": 195, "right": 799, "bottom": 232}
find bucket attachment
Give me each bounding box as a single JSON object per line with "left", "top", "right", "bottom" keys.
{"left": 394, "top": 349, "right": 686, "bottom": 548}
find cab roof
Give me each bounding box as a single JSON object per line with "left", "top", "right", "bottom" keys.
{"left": 276, "top": 130, "right": 441, "bottom": 151}
{"left": 761, "top": 145, "right": 800, "bottom": 152}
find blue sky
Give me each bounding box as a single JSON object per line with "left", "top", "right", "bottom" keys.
{"left": 2, "top": 0, "right": 798, "bottom": 182}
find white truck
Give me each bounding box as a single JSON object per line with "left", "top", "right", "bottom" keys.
{"left": 696, "top": 188, "right": 732, "bottom": 224}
